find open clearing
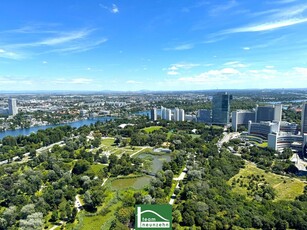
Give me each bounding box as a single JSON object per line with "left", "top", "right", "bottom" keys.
{"left": 97, "top": 138, "right": 151, "bottom": 156}
{"left": 142, "top": 126, "right": 163, "bottom": 133}
{"left": 229, "top": 161, "right": 305, "bottom": 201}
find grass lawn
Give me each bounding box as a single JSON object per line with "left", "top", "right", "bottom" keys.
{"left": 111, "top": 176, "right": 151, "bottom": 190}
{"left": 101, "top": 138, "right": 115, "bottom": 146}
{"left": 142, "top": 126, "right": 163, "bottom": 133}
{"left": 90, "top": 164, "right": 106, "bottom": 175}
{"left": 167, "top": 131, "right": 172, "bottom": 140}
{"left": 229, "top": 162, "right": 305, "bottom": 201}
{"left": 257, "top": 141, "right": 268, "bottom": 148}
{"left": 190, "top": 134, "right": 201, "bottom": 139}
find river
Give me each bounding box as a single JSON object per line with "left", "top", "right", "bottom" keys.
{"left": 0, "top": 117, "right": 113, "bottom": 139}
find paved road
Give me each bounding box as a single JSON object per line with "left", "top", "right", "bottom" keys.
{"left": 1, "top": 140, "right": 65, "bottom": 165}
{"left": 49, "top": 221, "right": 64, "bottom": 230}
{"left": 74, "top": 195, "right": 83, "bottom": 212}
{"left": 217, "top": 132, "right": 240, "bottom": 150}
{"left": 291, "top": 153, "right": 307, "bottom": 171}
{"left": 169, "top": 167, "right": 187, "bottom": 205}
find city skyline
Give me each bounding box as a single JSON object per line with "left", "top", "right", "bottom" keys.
{"left": 1, "top": 0, "right": 307, "bottom": 91}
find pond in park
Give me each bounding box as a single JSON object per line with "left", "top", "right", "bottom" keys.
{"left": 137, "top": 152, "right": 171, "bottom": 174}
{"left": 110, "top": 152, "right": 171, "bottom": 190}
{"left": 111, "top": 176, "right": 152, "bottom": 190}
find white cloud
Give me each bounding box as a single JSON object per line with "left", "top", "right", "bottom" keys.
{"left": 53, "top": 78, "right": 93, "bottom": 84}
{"left": 270, "top": 0, "right": 298, "bottom": 4}
{"left": 39, "top": 30, "right": 91, "bottom": 46}
{"left": 0, "top": 76, "right": 33, "bottom": 85}
{"left": 166, "top": 62, "right": 200, "bottom": 75}
{"left": 1, "top": 28, "right": 106, "bottom": 56}
{"left": 209, "top": 0, "right": 238, "bottom": 16}
{"left": 126, "top": 80, "right": 142, "bottom": 84}
{"left": 243, "top": 47, "right": 250, "bottom": 50}
{"left": 293, "top": 67, "right": 307, "bottom": 75}
{"left": 224, "top": 61, "right": 248, "bottom": 68}
{"left": 99, "top": 3, "right": 119, "bottom": 14}
{"left": 273, "top": 4, "right": 307, "bottom": 18}
{"left": 71, "top": 78, "right": 93, "bottom": 84}
{"left": 0, "top": 48, "right": 22, "bottom": 60}
{"left": 167, "top": 71, "right": 179, "bottom": 75}
{"left": 169, "top": 66, "right": 178, "bottom": 71}
{"left": 178, "top": 68, "right": 240, "bottom": 83}
{"left": 46, "top": 38, "right": 108, "bottom": 54}
{"left": 165, "top": 43, "right": 194, "bottom": 51}
{"left": 111, "top": 4, "right": 119, "bottom": 13}
{"left": 42, "top": 61, "right": 48, "bottom": 64}
{"left": 224, "top": 18, "right": 307, "bottom": 33}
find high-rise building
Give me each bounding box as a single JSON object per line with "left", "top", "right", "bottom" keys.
{"left": 165, "top": 109, "right": 172, "bottom": 121}
{"left": 179, "top": 109, "right": 185, "bottom": 122}
{"left": 255, "top": 104, "right": 282, "bottom": 123}
{"left": 212, "top": 92, "right": 232, "bottom": 125}
{"left": 151, "top": 108, "right": 157, "bottom": 121}
{"left": 174, "top": 108, "right": 180, "bottom": 121}
{"left": 161, "top": 106, "right": 166, "bottom": 120}
{"left": 197, "top": 109, "right": 211, "bottom": 123}
{"left": 232, "top": 110, "right": 255, "bottom": 132}
{"left": 301, "top": 103, "right": 307, "bottom": 134}
{"left": 8, "top": 98, "right": 18, "bottom": 116}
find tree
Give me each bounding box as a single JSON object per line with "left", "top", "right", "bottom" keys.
{"left": 72, "top": 160, "right": 90, "bottom": 175}
{"left": 173, "top": 210, "right": 182, "bottom": 223}
{"left": 84, "top": 187, "right": 105, "bottom": 209}
{"left": 116, "top": 207, "right": 134, "bottom": 224}
{"left": 164, "top": 170, "right": 174, "bottom": 187}
{"left": 50, "top": 210, "right": 58, "bottom": 222}
{"left": 0, "top": 218, "right": 7, "bottom": 230}
{"left": 69, "top": 208, "right": 77, "bottom": 223}
{"left": 92, "top": 137, "right": 101, "bottom": 148}
{"left": 2, "top": 206, "right": 17, "bottom": 226}
{"left": 20, "top": 204, "right": 36, "bottom": 219}
{"left": 19, "top": 212, "right": 44, "bottom": 230}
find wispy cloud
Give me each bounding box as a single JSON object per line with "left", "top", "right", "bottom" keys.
{"left": 178, "top": 68, "right": 240, "bottom": 83}
{"left": 0, "top": 27, "right": 107, "bottom": 58}
{"left": 46, "top": 38, "right": 108, "bottom": 54}
{"left": 224, "top": 61, "right": 248, "bottom": 68}
{"left": 99, "top": 3, "right": 119, "bottom": 14}
{"left": 165, "top": 62, "right": 200, "bottom": 75}
{"left": 8, "top": 29, "right": 94, "bottom": 48}
{"left": 39, "top": 30, "right": 92, "bottom": 46}
{"left": 0, "top": 76, "right": 33, "bottom": 85}
{"left": 209, "top": 0, "right": 238, "bottom": 16}
{"left": 126, "top": 80, "right": 142, "bottom": 84}
{"left": 268, "top": 0, "right": 298, "bottom": 5}
{"left": 53, "top": 78, "right": 93, "bottom": 84}
{"left": 0, "top": 48, "right": 22, "bottom": 60}
{"left": 167, "top": 71, "right": 179, "bottom": 75}
{"left": 272, "top": 4, "right": 307, "bottom": 18}
{"left": 164, "top": 43, "right": 194, "bottom": 51}
{"left": 224, "top": 18, "right": 307, "bottom": 33}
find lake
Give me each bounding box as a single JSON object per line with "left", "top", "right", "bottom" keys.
{"left": 0, "top": 116, "right": 114, "bottom": 139}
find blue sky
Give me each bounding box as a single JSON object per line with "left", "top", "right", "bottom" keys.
{"left": 0, "top": 0, "right": 307, "bottom": 91}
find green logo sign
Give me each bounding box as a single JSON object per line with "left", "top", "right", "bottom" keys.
{"left": 135, "top": 204, "right": 172, "bottom": 230}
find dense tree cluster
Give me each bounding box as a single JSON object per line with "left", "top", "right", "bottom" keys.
{"left": 173, "top": 145, "right": 307, "bottom": 229}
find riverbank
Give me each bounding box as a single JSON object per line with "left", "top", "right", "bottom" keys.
{"left": 0, "top": 116, "right": 114, "bottom": 139}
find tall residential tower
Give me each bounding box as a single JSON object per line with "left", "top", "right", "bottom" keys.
{"left": 8, "top": 98, "right": 18, "bottom": 116}
{"left": 212, "top": 92, "right": 232, "bottom": 125}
